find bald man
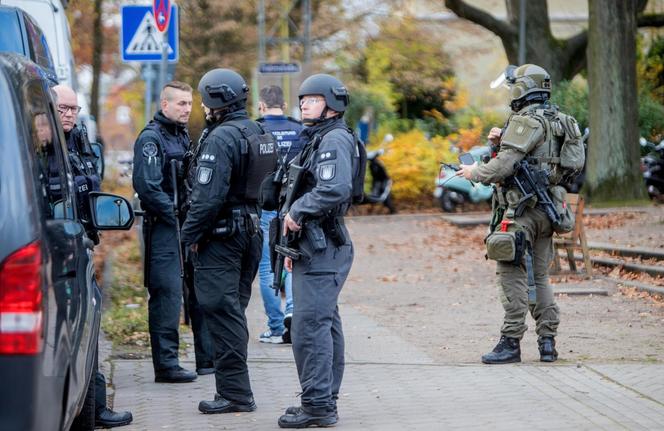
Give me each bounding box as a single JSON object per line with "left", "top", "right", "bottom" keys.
{"left": 53, "top": 85, "right": 98, "bottom": 173}
{"left": 53, "top": 85, "right": 100, "bottom": 227}
{"left": 53, "top": 85, "right": 133, "bottom": 428}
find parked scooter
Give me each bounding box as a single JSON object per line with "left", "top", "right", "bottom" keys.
{"left": 434, "top": 146, "right": 493, "bottom": 212}
{"left": 641, "top": 138, "right": 664, "bottom": 201}
{"left": 362, "top": 148, "right": 397, "bottom": 213}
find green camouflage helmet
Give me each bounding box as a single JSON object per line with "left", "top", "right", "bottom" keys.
{"left": 508, "top": 64, "right": 551, "bottom": 102}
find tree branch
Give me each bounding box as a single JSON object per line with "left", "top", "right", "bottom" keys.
{"left": 562, "top": 30, "right": 588, "bottom": 79}
{"left": 444, "top": 0, "right": 517, "bottom": 39}
{"left": 638, "top": 13, "right": 664, "bottom": 27}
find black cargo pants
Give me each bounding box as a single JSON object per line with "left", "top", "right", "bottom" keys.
{"left": 184, "top": 258, "right": 214, "bottom": 370}
{"left": 147, "top": 221, "right": 182, "bottom": 372}
{"left": 193, "top": 229, "right": 262, "bottom": 403}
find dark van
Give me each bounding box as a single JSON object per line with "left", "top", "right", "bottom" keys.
{"left": 0, "top": 52, "right": 134, "bottom": 431}
{"left": 0, "top": 5, "right": 58, "bottom": 84}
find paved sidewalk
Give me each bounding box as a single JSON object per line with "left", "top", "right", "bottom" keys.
{"left": 109, "top": 294, "right": 664, "bottom": 430}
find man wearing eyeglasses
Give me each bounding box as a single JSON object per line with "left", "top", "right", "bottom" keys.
{"left": 53, "top": 86, "right": 101, "bottom": 238}
{"left": 53, "top": 85, "right": 134, "bottom": 429}
{"left": 54, "top": 87, "right": 97, "bottom": 175}
{"left": 277, "top": 74, "right": 363, "bottom": 428}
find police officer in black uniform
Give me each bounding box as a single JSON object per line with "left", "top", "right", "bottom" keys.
{"left": 132, "top": 81, "right": 208, "bottom": 383}
{"left": 54, "top": 85, "right": 133, "bottom": 428}
{"left": 181, "top": 69, "right": 277, "bottom": 414}
{"left": 277, "top": 74, "right": 360, "bottom": 428}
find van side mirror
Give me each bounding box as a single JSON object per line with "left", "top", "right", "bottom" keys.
{"left": 90, "top": 142, "right": 105, "bottom": 180}
{"left": 89, "top": 192, "right": 134, "bottom": 230}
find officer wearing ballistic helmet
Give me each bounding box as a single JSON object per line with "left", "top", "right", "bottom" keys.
{"left": 276, "top": 74, "right": 362, "bottom": 428}
{"left": 458, "top": 64, "right": 585, "bottom": 364}
{"left": 181, "top": 68, "right": 277, "bottom": 414}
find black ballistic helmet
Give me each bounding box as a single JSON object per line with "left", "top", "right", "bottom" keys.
{"left": 298, "top": 74, "right": 349, "bottom": 113}
{"left": 198, "top": 68, "right": 249, "bottom": 110}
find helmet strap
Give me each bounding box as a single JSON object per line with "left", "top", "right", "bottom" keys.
{"left": 511, "top": 92, "right": 550, "bottom": 112}
{"left": 302, "top": 105, "right": 331, "bottom": 126}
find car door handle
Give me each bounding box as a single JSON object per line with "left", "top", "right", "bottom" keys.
{"left": 83, "top": 238, "right": 95, "bottom": 250}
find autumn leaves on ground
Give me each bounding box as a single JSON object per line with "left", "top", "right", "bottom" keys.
{"left": 97, "top": 184, "right": 664, "bottom": 364}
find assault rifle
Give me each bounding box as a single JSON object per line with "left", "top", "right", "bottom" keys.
{"left": 272, "top": 164, "right": 304, "bottom": 295}
{"left": 509, "top": 160, "right": 561, "bottom": 229}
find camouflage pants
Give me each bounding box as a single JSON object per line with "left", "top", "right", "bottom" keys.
{"left": 495, "top": 207, "right": 560, "bottom": 339}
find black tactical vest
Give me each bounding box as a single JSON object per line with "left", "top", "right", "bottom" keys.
{"left": 142, "top": 119, "right": 190, "bottom": 198}
{"left": 222, "top": 120, "right": 278, "bottom": 203}
{"left": 293, "top": 120, "right": 365, "bottom": 205}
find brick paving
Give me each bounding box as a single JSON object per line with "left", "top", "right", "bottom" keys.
{"left": 105, "top": 210, "right": 664, "bottom": 430}
{"left": 109, "top": 297, "right": 664, "bottom": 430}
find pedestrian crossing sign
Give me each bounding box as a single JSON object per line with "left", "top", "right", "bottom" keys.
{"left": 121, "top": 5, "right": 179, "bottom": 63}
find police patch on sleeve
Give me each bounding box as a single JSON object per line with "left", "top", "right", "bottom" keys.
{"left": 197, "top": 166, "right": 213, "bottom": 184}
{"left": 318, "top": 163, "right": 336, "bottom": 181}
{"left": 142, "top": 141, "right": 158, "bottom": 158}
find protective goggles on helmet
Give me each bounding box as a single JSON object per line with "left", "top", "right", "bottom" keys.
{"left": 490, "top": 65, "right": 517, "bottom": 89}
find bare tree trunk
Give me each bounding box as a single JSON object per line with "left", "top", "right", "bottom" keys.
{"left": 444, "top": 0, "right": 585, "bottom": 82}
{"left": 90, "top": 0, "right": 103, "bottom": 126}
{"left": 585, "top": 0, "right": 646, "bottom": 202}
{"left": 444, "top": 0, "right": 664, "bottom": 82}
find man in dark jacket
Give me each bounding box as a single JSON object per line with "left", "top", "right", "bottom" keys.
{"left": 277, "top": 74, "right": 359, "bottom": 428}
{"left": 181, "top": 69, "right": 277, "bottom": 414}
{"left": 132, "top": 81, "right": 211, "bottom": 383}
{"left": 54, "top": 84, "right": 133, "bottom": 428}
{"left": 256, "top": 85, "right": 303, "bottom": 344}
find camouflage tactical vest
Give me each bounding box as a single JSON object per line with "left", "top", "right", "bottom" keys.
{"left": 516, "top": 104, "right": 585, "bottom": 186}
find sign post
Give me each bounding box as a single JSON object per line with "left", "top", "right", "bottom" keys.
{"left": 153, "top": 0, "right": 172, "bottom": 92}
{"left": 121, "top": 3, "right": 178, "bottom": 120}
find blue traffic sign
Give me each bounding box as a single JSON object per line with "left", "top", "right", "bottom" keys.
{"left": 121, "top": 5, "right": 178, "bottom": 63}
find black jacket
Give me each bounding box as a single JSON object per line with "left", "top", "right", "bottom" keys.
{"left": 132, "top": 111, "right": 190, "bottom": 226}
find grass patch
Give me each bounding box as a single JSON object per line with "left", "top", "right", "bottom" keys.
{"left": 102, "top": 236, "right": 151, "bottom": 350}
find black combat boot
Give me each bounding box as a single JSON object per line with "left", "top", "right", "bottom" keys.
{"left": 95, "top": 407, "right": 133, "bottom": 428}
{"left": 481, "top": 335, "right": 521, "bottom": 364}
{"left": 198, "top": 394, "right": 256, "bottom": 414}
{"left": 154, "top": 365, "right": 197, "bottom": 383}
{"left": 278, "top": 408, "right": 337, "bottom": 428}
{"left": 285, "top": 403, "right": 338, "bottom": 420}
{"left": 538, "top": 336, "right": 558, "bottom": 362}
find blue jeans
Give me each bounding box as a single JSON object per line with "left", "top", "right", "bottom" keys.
{"left": 259, "top": 210, "right": 293, "bottom": 333}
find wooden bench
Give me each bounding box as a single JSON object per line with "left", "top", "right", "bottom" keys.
{"left": 551, "top": 193, "right": 593, "bottom": 278}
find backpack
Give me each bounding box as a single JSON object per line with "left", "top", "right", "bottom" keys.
{"left": 527, "top": 106, "right": 585, "bottom": 187}
{"left": 557, "top": 113, "right": 585, "bottom": 173}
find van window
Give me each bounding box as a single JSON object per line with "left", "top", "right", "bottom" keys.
{"left": 26, "top": 80, "right": 73, "bottom": 220}
{"left": 0, "top": 9, "right": 26, "bottom": 54}
{"left": 23, "top": 14, "right": 55, "bottom": 75}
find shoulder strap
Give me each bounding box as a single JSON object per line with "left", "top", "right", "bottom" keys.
{"left": 220, "top": 120, "right": 254, "bottom": 138}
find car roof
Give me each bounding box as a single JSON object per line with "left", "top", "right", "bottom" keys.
{"left": 0, "top": 4, "right": 58, "bottom": 84}
{"left": 1, "top": 0, "right": 75, "bottom": 87}
{"left": 0, "top": 45, "right": 54, "bottom": 88}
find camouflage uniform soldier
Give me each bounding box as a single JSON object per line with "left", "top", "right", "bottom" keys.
{"left": 458, "top": 64, "right": 585, "bottom": 364}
